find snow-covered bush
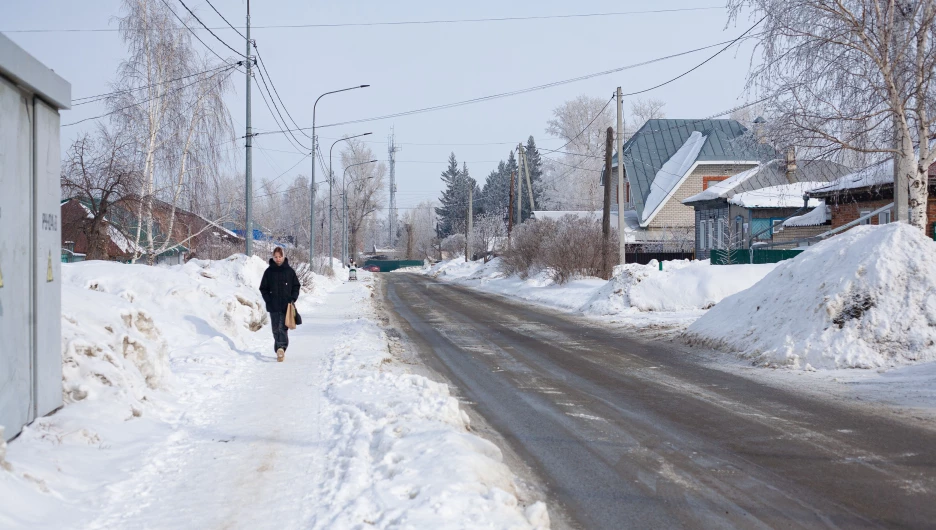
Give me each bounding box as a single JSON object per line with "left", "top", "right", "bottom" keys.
{"left": 500, "top": 215, "right": 617, "bottom": 284}
{"left": 441, "top": 233, "right": 466, "bottom": 257}
{"left": 499, "top": 218, "right": 553, "bottom": 279}
{"left": 685, "top": 224, "right": 936, "bottom": 369}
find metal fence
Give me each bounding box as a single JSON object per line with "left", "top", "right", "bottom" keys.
{"left": 624, "top": 251, "right": 695, "bottom": 265}
{"left": 362, "top": 259, "right": 425, "bottom": 272}
{"left": 710, "top": 249, "right": 805, "bottom": 265}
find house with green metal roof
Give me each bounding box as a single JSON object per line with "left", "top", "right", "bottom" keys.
{"left": 603, "top": 118, "right": 774, "bottom": 249}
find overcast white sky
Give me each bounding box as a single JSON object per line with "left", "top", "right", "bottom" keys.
{"left": 4, "top": 0, "right": 759, "bottom": 211}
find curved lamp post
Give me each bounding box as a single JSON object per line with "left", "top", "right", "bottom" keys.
{"left": 309, "top": 84, "right": 370, "bottom": 266}
{"left": 341, "top": 159, "right": 377, "bottom": 266}
{"left": 329, "top": 132, "right": 372, "bottom": 269}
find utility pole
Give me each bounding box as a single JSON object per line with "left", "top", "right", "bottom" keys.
{"left": 602, "top": 127, "right": 613, "bottom": 279}
{"left": 465, "top": 185, "right": 473, "bottom": 262}
{"left": 516, "top": 147, "right": 523, "bottom": 227}
{"left": 244, "top": 0, "right": 253, "bottom": 256}
{"left": 388, "top": 128, "right": 401, "bottom": 247}
{"left": 616, "top": 87, "right": 625, "bottom": 265}
{"left": 519, "top": 143, "right": 535, "bottom": 213}
{"left": 507, "top": 170, "right": 515, "bottom": 248}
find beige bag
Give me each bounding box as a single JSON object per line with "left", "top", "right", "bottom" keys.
{"left": 285, "top": 303, "right": 297, "bottom": 330}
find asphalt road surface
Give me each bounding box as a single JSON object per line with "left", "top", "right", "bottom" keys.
{"left": 382, "top": 273, "right": 936, "bottom": 530}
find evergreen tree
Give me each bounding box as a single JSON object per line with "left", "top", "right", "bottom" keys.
{"left": 435, "top": 153, "right": 464, "bottom": 237}
{"left": 525, "top": 136, "right": 545, "bottom": 217}
{"left": 481, "top": 160, "right": 510, "bottom": 223}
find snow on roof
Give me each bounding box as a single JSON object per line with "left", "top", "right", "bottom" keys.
{"left": 783, "top": 202, "right": 828, "bottom": 227}
{"left": 728, "top": 182, "right": 826, "bottom": 209}
{"left": 809, "top": 158, "right": 892, "bottom": 194}
{"left": 641, "top": 131, "right": 707, "bottom": 224}
{"left": 682, "top": 165, "right": 762, "bottom": 203}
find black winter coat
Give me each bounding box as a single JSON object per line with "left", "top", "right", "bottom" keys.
{"left": 259, "top": 258, "right": 300, "bottom": 313}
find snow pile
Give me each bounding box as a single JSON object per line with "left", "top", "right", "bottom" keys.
{"left": 582, "top": 260, "right": 777, "bottom": 314}
{"left": 55, "top": 254, "right": 278, "bottom": 416}
{"left": 642, "top": 131, "right": 707, "bottom": 223}
{"left": 317, "top": 313, "right": 549, "bottom": 529}
{"left": 686, "top": 224, "right": 936, "bottom": 369}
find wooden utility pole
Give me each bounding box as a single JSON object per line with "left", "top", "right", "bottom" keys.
{"left": 465, "top": 185, "right": 473, "bottom": 262}
{"left": 616, "top": 86, "right": 626, "bottom": 265}
{"left": 508, "top": 170, "right": 515, "bottom": 247}
{"left": 602, "top": 126, "right": 614, "bottom": 279}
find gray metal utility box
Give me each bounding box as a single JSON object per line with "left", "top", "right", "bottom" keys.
{"left": 0, "top": 33, "right": 70, "bottom": 441}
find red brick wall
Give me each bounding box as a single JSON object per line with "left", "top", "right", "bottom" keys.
{"left": 828, "top": 199, "right": 893, "bottom": 229}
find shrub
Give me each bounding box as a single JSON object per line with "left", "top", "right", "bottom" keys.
{"left": 500, "top": 215, "right": 618, "bottom": 283}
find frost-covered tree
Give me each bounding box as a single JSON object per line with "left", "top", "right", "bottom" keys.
{"left": 544, "top": 95, "right": 612, "bottom": 211}
{"left": 523, "top": 136, "right": 545, "bottom": 218}
{"left": 629, "top": 98, "right": 667, "bottom": 135}
{"left": 729, "top": 0, "right": 936, "bottom": 229}
{"left": 110, "top": 0, "right": 235, "bottom": 263}
{"left": 340, "top": 139, "right": 386, "bottom": 260}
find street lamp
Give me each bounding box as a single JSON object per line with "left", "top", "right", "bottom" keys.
{"left": 329, "top": 131, "right": 372, "bottom": 269}
{"left": 309, "top": 84, "right": 370, "bottom": 267}
{"left": 341, "top": 159, "right": 378, "bottom": 266}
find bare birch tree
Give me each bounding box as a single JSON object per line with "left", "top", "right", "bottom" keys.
{"left": 629, "top": 98, "right": 667, "bottom": 133}
{"left": 340, "top": 139, "right": 386, "bottom": 261}
{"left": 729, "top": 0, "right": 936, "bottom": 229}
{"left": 110, "top": 0, "right": 236, "bottom": 263}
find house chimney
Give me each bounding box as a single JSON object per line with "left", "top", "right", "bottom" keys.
{"left": 753, "top": 116, "right": 767, "bottom": 143}
{"left": 785, "top": 147, "right": 797, "bottom": 183}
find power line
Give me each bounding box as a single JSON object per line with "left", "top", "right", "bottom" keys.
{"left": 63, "top": 65, "right": 237, "bottom": 126}
{"left": 252, "top": 68, "right": 312, "bottom": 151}
{"left": 158, "top": 0, "right": 230, "bottom": 64}
{"left": 176, "top": 0, "right": 246, "bottom": 58}
{"left": 203, "top": 0, "right": 246, "bottom": 40}
{"left": 72, "top": 63, "right": 235, "bottom": 105}
{"left": 3, "top": 7, "right": 726, "bottom": 33}
{"left": 253, "top": 46, "right": 313, "bottom": 142}
{"left": 254, "top": 31, "right": 762, "bottom": 137}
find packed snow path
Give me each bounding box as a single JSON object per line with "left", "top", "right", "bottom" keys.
{"left": 385, "top": 273, "right": 936, "bottom": 529}
{"left": 83, "top": 283, "right": 348, "bottom": 529}
{"left": 0, "top": 267, "right": 546, "bottom": 530}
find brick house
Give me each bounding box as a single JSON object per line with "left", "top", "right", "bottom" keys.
{"left": 807, "top": 159, "right": 936, "bottom": 237}
{"left": 603, "top": 119, "right": 775, "bottom": 249}
{"left": 682, "top": 159, "right": 851, "bottom": 255}
{"left": 61, "top": 196, "right": 242, "bottom": 263}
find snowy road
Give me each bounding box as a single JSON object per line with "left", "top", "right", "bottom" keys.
{"left": 384, "top": 273, "right": 936, "bottom": 529}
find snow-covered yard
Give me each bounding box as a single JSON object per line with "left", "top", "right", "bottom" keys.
{"left": 0, "top": 257, "right": 548, "bottom": 529}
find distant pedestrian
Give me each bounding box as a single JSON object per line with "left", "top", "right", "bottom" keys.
{"left": 259, "top": 247, "right": 300, "bottom": 362}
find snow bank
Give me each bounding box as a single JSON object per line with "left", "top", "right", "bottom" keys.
{"left": 686, "top": 224, "right": 936, "bottom": 369}
{"left": 317, "top": 312, "right": 548, "bottom": 529}
{"left": 582, "top": 260, "right": 777, "bottom": 314}
{"left": 424, "top": 257, "right": 777, "bottom": 327}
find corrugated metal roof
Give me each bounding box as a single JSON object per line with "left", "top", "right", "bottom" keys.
{"left": 606, "top": 119, "right": 773, "bottom": 221}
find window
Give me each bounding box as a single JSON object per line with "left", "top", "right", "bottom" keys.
{"left": 715, "top": 219, "right": 724, "bottom": 249}
{"left": 702, "top": 176, "right": 729, "bottom": 190}
{"left": 859, "top": 209, "right": 872, "bottom": 225}
{"left": 700, "top": 219, "right": 707, "bottom": 250}
{"left": 734, "top": 216, "right": 743, "bottom": 246}
{"left": 878, "top": 210, "right": 891, "bottom": 224}
{"left": 707, "top": 219, "right": 714, "bottom": 249}
{"left": 772, "top": 219, "right": 783, "bottom": 235}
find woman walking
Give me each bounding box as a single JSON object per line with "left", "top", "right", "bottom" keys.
{"left": 259, "top": 247, "right": 300, "bottom": 362}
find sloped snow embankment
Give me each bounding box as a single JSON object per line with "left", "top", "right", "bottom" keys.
{"left": 425, "top": 257, "right": 777, "bottom": 329}
{"left": 685, "top": 224, "right": 936, "bottom": 369}
{"left": 314, "top": 293, "right": 549, "bottom": 529}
